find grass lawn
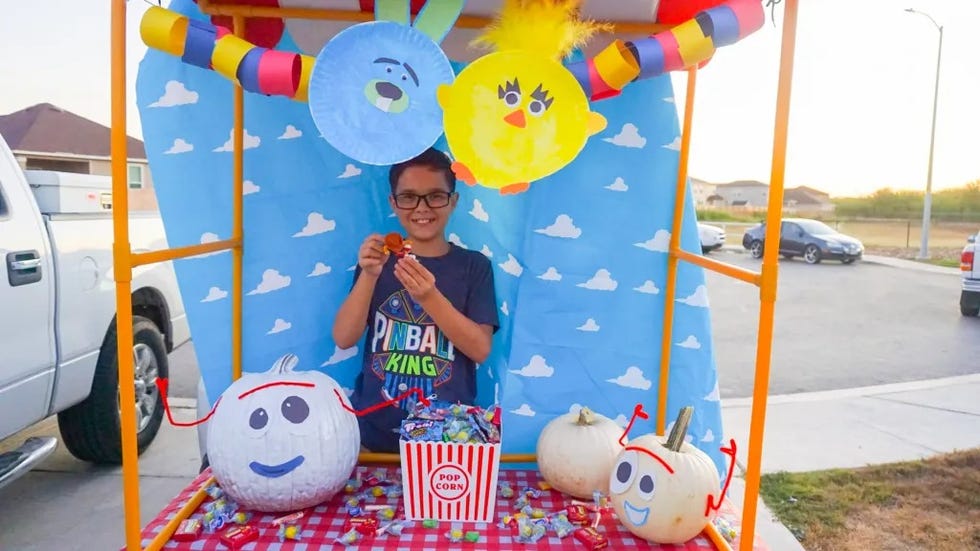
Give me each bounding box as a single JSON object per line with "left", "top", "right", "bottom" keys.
{"left": 760, "top": 448, "right": 980, "bottom": 550}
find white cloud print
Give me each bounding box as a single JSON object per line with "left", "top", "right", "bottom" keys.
{"left": 511, "top": 404, "right": 536, "bottom": 417}
{"left": 677, "top": 335, "right": 701, "bottom": 349}
{"left": 293, "top": 212, "right": 336, "bottom": 237}
{"left": 702, "top": 429, "right": 715, "bottom": 443}
{"left": 577, "top": 269, "right": 617, "bottom": 291}
{"left": 469, "top": 199, "right": 489, "bottom": 222}
{"left": 538, "top": 267, "right": 562, "bottom": 281}
{"left": 201, "top": 286, "right": 228, "bottom": 303}
{"left": 500, "top": 301, "right": 509, "bottom": 316}
{"left": 677, "top": 285, "right": 710, "bottom": 307}
{"left": 164, "top": 138, "right": 193, "bottom": 154}
{"left": 577, "top": 318, "right": 600, "bottom": 332}
{"left": 307, "top": 262, "right": 331, "bottom": 277}
{"left": 267, "top": 318, "right": 292, "bottom": 334}
{"left": 322, "top": 345, "right": 358, "bottom": 366}
{"left": 605, "top": 177, "right": 628, "bottom": 191}
{"left": 704, "top": 382, "right": 721, "bottom": 402}
{"left": 278, "top": 125, "right": 303, "bottom": 139}
{"left": 213, "top": 128, "right": 261, "bottom": 152}
{"left": 338, "top": 163, "right": 362, "bottom": 178}
{"left": 634, "top": 280, "right": 660, "bottom": 294}
{"left": 663, "top": 136, "right": 681, "bottom": 151}
{"left": 603, "top": 123, "right": 647, "bottom": 148}
{"left": 509, "top": 355, "right": 554, "bottom": 377}
{"left": 190, "top": 232, "right": 229, "bottom": 259}
{"left": 614, "top": 414, "right": 629, "bottom": 428}
{"left": 448, "top": 233, "right": 468, "bottom": 248}
{"left": 499, "top": 254, "right": 523, "bottom": 277}
{"left": 480, "top": 245, "right": 493, "bottom": 258}
{"left": 635, "top": 230, "right": 671, "bottom": 252}
{"left": 243, "top": 180, "right": 260, "bottom": 195}
{"left": 535, "top": 214, "right": 582, "bottom": 238}
{"left": 607, "top": 366, "right": 652, "bottom": 390}
{"left": 247, "top": 269, "right": 291, "bottom": 295}
{"left": 150, "top": 80, "right": 199, "bottom": 107}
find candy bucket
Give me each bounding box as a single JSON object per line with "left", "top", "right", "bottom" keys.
{"left": 399, "top": 439, "right": 501, "bottom": 523}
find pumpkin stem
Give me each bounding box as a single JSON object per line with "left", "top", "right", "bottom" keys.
{"left": 576, "top": 407, "right": 596, "bottom": 425}
{"left": 665, "top": 406, "right": 693, "bottom": 452}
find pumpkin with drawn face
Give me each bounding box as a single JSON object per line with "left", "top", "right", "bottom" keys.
{"left": 607, "top": 405, "right": 736, "bottom": 544}
{"left": 206, "top": 354, "right": 359, "bottom": 512}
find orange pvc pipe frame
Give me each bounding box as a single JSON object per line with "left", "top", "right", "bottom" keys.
{"left": 111, "top": 1, "right": 800, "bottom": 549}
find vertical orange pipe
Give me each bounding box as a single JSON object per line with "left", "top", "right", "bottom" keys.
{"left": 657, "top": 65, "right": 698, "bottom": 435}
{"left": 739, "top": 1, "right": 799, "bottom": 549}
{"left": 232, "top": 15, "right": 245, "bottom": 381}
{"left": 111, "top": 0, "right": 141, "bottom": 548}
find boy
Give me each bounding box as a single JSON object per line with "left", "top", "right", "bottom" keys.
{"left": 332, "top": 148, "right": 499, "bottom": 453}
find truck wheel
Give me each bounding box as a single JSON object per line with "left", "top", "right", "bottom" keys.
{"left": 57, "top": 315, "right": 168, "bottom": 464}
{"left": 961, "top": 291, "right": 980, "bottom": 317}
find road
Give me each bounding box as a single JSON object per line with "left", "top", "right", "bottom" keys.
{"left": 163, "top": 250, "right": 980, "bottom": 402}
{"left": 706, "top": 250, "right": 980, "bottom": 398}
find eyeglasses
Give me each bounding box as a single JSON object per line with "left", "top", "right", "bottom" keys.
{"left": 393, "top": 191, "right": 455, "bottom": 209}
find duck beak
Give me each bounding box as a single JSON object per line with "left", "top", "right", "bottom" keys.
{"left": 504, "top": 109, "right": 526, "bottom": 128}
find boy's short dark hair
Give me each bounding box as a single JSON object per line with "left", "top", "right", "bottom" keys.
{"left": 389, "top": 148, "right": 456, "bottom": 194}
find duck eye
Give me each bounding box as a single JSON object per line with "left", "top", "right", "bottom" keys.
{"left": 249, "top": 407, "right": 268, "bottom": 430}
{"left": 528, "top": 100, "right": 545, "bottom": 117}
{"left": 503, "top": 91, "right": 521, "bottom": 108}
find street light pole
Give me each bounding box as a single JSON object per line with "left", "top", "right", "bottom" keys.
{"left": 905, "top": 8, "right": 943, "bottom": 260}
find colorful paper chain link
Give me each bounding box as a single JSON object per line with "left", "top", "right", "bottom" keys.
{"left": 567, "top": 0, "right": 766, "bottom": 101}
{"left": 140, "top": 6, "right": 314, "bottom": 101}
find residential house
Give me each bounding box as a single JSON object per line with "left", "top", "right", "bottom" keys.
{"left": 783, "top": 186, "right": 835, "bottom": 214}
{"left": 711, "top": 180, "right": 769, "bottom": 208}
{"left": 689, "top": 178, "right": 717, "bottom": 207}
{"left": 0, "top": 103, "right": 158, "bottom": 211}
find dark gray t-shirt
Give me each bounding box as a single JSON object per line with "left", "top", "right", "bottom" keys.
{"left": 349, "top": 243, "right": 498, "bottom": 452}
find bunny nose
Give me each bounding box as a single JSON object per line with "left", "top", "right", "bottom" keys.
{"left": 504, "top": 109, "right": 526, "bottom": 128}
{"left": 376, "top": 81, "right": 404, "bottom": 100}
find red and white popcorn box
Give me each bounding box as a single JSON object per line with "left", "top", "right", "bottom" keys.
{"left": 399, "top": 439, "right": 501, "bottom": 523}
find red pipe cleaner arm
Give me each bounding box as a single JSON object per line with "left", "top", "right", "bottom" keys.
{"left": 618, "top": 403, "right": 650, "bottom": 447}
{"left": 333, "top": 387, "right": 431, "bottom": 417}
{"left": 704, "top": 438, "right": 738, "bottom": 516}
{"left": 156, "top": 377, "right": 221, "bottom": 427}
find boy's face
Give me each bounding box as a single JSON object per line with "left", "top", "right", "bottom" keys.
{"left": 389, "top": 165, "right": 457, "bottom": 244}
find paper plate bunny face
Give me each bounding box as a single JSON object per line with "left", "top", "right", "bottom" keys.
{"left": 307, "top": 1, "right": 463, "bottom": 166}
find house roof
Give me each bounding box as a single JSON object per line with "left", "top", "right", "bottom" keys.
{"left": 0, "top": 103, "right": 146, "bottom": 159}
{"left": 784, "top": 187, "right": 832, "bottom": 205}
{"left": 714, "top": 180, "right": 768, "bottom": 188}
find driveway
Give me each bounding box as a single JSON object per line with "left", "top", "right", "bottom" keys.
{"left": 706, "top": 250, "right": 980, "bottom": 399}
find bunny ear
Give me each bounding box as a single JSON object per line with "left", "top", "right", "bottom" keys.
{"left": 375, "top": 0, "right": 411, "bottom": 25}
{"left": 411, "top": 0, "right": 465, "bottom": 43}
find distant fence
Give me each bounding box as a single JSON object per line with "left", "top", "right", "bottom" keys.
{"left": 699, "top": 218, "right": 977, "bottom": 249}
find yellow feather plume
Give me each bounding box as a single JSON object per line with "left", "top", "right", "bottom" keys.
{"left": 471, "top": 0, "right": 611, "bottom": 60}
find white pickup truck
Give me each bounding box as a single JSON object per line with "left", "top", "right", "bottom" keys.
{"left": 961, "top": 231, "right": 979, "bottom": 317}
{"left": 0, "top": 135, "right": 188, "bottom": 488}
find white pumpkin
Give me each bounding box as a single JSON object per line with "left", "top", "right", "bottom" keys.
{"left": 536, "top": 407, "right": 623, "bottom": 499}
{"left": 207, "top": 354, "right": 360, "bottom": 512}
{"left": 608, "top": 433, "right": 721, "bottom": 544}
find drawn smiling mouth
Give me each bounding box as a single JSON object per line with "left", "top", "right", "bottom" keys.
{"left": 623, "top": 500, "right": 650, "bottom": 526}
{"left": 249, "top": 455, "right": 305, "bottom": 478}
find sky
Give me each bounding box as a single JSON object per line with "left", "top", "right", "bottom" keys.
{"left": 0, "top": 0, "right": 977, "bottom": 198}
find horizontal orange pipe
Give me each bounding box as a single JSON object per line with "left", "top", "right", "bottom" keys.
{"left": 196, "top": 0, "right": 670, "bottom": 34}
{"left": 672, "top": 248, "right": 761, "bottom": 286}
{"left": 144, "top": 477, "right": 216, "bottom": 551}
{"left": 704, "top": 522, "right": 735, "bottom": 551}
{"left": 130, "top": 239, "right": 240, "bottom": 267}
{"left": 359, "top": 452, "right": 535, "bottom": 464}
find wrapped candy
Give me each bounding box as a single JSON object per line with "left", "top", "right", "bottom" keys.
{"left": 277, "top": 523, "right": 302, "bottom": 542}
{"left": 499, "top": 482, "right": 515, "bottom": 499}
{"left": 551, "top": 513, "right": 575, "bottom": 538}
{"left": 515, "top": 516, "right": 547, "bottom": 543}
{"left": 574, "top": 527, "right": 609, "bottom": 550}
{"left": 335, "top": 528, "right": 362, "bottom": 546}
{"left": 172, "top": 518, "right": 202, "bottom": 542}
{"left": 446, "top": 528, "right": 464, "bottom": 542}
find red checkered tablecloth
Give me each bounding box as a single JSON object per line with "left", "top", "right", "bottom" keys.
{"left": 134, "top": 466, "right": 767, "bottom": 550}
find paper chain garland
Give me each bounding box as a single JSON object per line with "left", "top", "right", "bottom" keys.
{"left": 568, "top": 0, "right": 766, "bottom": 101}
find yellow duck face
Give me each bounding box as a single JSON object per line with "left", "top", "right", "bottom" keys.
{"left": 439, "top": 51, "right": 606, "bottom": 194}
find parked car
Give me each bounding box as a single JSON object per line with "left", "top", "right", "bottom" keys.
{"left": 961, "top": 231, "right": 979, "bottom": 317}
{"left": 0, "top": 134, "right": 188, "bottom": 489}
{"left": 741, "top": 218, "right": 864, "bottom": 264}
{"left": 698, "top": 222, "right": 726, "bottom": 253}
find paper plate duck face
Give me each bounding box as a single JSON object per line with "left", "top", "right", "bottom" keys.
{"left": 206, "top": 354, "right": 360, "bottom": 512}
{"left": 308, "top": 1, "right": 463, "bottom": 166}
{"left": 438, "top": 0, "right": 608, "bottom": 195}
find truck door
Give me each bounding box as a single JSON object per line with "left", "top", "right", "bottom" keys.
{"left": 0, "top": 156, "right": 56, "bottom": 440}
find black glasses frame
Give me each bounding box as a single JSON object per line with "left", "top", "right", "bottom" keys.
{"left": 392, "top": 191, "right": 456, "bottom": 210}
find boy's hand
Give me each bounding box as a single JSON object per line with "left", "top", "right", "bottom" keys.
{"left": 394, "top": 256, "right": 437, "bottom": 303}
{"left": 358, "top": 234, "right": 386, "bottom": 277}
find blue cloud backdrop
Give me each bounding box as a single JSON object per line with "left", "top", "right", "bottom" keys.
{"left": 137, "top": 0, "right": 728, "bottom": 477}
